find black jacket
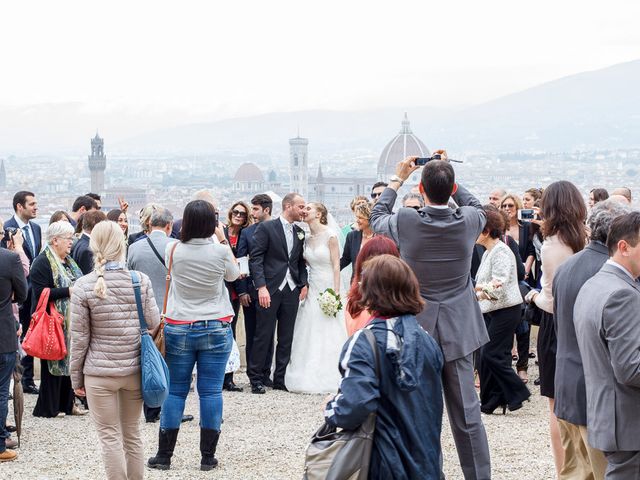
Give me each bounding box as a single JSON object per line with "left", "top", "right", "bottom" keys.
{"left": 340, "top": 229, "right": 362, "bottom": 273}
{"left": 249, "top": 218, "right": 308, "bottom": 295}
{"left": 0, "top": 249, "right": 28, "bottom": 353}
{"left": 71, "top": 234, "right": 93, "bottom": 275}
{"left": 1, "top": 217, "right": 42, "bottom": 265}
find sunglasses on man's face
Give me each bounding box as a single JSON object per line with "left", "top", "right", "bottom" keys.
{"left": 409, "top": 206, "right": 421, "bottom": 210}
{"left": 231, "top": 210, "right": 247, "bottom": 218}
{"left": 371, "top": 192, "right": 381, "bottom": 199}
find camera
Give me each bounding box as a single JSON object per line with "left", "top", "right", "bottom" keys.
{"left": 415, "top": 154, "right": 442, "bottom": 166}
{"left": 3, "top": 227, "right": 18, "bottom": 243}
{"left": 518, "top": 209, "right": 536, "bottom": 222}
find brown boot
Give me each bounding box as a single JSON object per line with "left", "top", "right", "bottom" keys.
{"left": 0, "top": 449, "right": 17, "bottom": 462}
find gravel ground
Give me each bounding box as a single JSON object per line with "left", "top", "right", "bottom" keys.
{"left": 5, "top": 364, "right": 554, "bottom": 479}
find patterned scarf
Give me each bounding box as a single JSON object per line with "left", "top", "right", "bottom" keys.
{"left": 44, "top": 245, "right": 83, "bottom": 376}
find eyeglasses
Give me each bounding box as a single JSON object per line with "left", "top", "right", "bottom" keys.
{"left": 58, "top": 236, "right": 74, "bottom": 241}
{"left": 231, "top": 210, "right": 247, "bottom": 218}
{"left": 409, "top": 206, "right": 421, "bottom": 210}
{"left": 501, "top": 203, "right": 516, "bottom": 209}
{"left": 371, "top": 192, "right": 381, "bottom": 199}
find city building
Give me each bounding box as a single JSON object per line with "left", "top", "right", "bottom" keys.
{"left": 377, "top": 113, "right": 430, "bottom": 180}
{"left": 233, "top": 162, "right": 265, "bottom": 193}
{"left": 88, "top": 132, "right": 107, "bottom": 194}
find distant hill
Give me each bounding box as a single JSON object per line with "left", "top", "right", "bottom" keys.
{"left": 1, "top": 59, "right": 638, "bottom": 155}
{"left": 118, "top": 59, "right": 640, "bottom": 154}
{"left": 435, "top": 59, "right": 640, "bottom": 152}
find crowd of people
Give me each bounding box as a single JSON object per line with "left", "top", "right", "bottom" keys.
{"left": 0, "top": 155, "right": 638, "bottom": 479}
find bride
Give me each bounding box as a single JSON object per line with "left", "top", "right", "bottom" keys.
{"left": 285, "top": 202, "right": 348, "bottom": 394}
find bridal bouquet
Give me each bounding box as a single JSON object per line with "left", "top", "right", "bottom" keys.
{"left": 318, "top": 288, "right": 343, "bottom": 317}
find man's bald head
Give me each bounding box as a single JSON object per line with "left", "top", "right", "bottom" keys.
{"left": 611, "top": 187, "right": 632, "bottom": 203}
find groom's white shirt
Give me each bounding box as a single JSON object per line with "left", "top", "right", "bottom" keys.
{"left": 279, "top": 216, "right": 297, "bottom": 291}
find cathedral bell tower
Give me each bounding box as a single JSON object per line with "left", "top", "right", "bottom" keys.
{"left": 88, "top": 132, "right": 106, "bottom": 193}
{"left": 289, "top": 134, "right": 309, "bottom": 198}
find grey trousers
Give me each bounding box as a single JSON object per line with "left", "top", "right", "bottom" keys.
{"left": 443, "top": 353, "right": 491, "bottom": 480}
{"left": 604, "top": 450, "right": 640, "bottom": 479}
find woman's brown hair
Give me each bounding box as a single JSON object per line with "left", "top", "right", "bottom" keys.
{"left": 359, "top": 255, "right": 424, "bottom": 317}
{"left": 541, "top": 181, "right": 587, "bottom": 253}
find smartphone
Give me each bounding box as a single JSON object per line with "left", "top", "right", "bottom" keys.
{"left": 2, "top": 227, "right": 17, "bottom": 243}
{"left": 518, "top": 209, "right": 536, "bottom": 222}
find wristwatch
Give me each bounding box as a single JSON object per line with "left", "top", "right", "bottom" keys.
{"left": 389, "top": 175, "right": 404, "bottom": 186}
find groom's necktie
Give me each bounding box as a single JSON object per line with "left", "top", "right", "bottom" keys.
{"left": 284, "top": 222, "right": 293, "bottom": 256}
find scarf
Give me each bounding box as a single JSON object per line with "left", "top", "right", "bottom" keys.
{"left": 44, "top": 245, "right": 83, "bottom": 376}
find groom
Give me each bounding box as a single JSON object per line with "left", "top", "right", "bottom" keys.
{"left": 248, "top": 193, "right": 309, "bottom": 394}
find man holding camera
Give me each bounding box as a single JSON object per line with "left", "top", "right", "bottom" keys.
{"left": 1, "top": 191, "right": 42, "bottom": 395}
{"left": 370, "top": 152, "right": 491, "bottom": 480}
{"left": 0, "top": 220, "right": 28, "bottom": 461}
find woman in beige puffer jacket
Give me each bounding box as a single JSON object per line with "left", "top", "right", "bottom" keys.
{"left": 70, "top": 220, "right": 160, "bottom": 480}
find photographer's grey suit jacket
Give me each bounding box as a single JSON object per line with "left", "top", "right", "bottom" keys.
{"left": 370, "top": 185, "right": 489, "bottom": 361}
{"left": 574, "top": 263, "right": 640, "bottom": 452}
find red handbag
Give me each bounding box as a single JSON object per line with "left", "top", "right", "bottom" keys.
{"left": 22, "top": 288, "right": 68, "bottom": 361}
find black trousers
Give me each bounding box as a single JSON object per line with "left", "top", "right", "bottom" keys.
{"left": 479, "top": 305, "right": 530, "bottom": 409}
{"left": 33, "top": 360, "right": 74, "bottom": 418}
{"left": 18, "top": 291, "right": 35, "bottom": 386}
{"left": 248, "top": 285, "right": 299, "bottom": 386}
{"left": 515, "top": 315, "right": 530, "bottom": 372}
{"left": 242, "top": 297, "right": 274, "bottom": 383}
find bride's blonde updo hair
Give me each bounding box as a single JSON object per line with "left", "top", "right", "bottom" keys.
{"left": 310, "top": 202, "right": 329, "bottom": 225}
{"left": 90, "top": 221, "right": 127, "bottom": 298}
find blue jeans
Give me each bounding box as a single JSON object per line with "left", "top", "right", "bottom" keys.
{"left": 160, "top": 321, "right": 232, "bottom": 430}
{"left": 0, "top": 352, "right": 16, "bottom": 453}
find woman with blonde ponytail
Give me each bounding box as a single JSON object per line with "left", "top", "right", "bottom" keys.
{"left": 70, "top": 220, "right": 161, "bottom": 480}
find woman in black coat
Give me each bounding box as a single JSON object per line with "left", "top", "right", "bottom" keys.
{"left": 221, "top": 201, "right": 252, "bottom": 392}
{"left": 30, "top": 221, "right": 85, "bottom": 418}
{"left": 340, "top": 202, "right": 375, "bottom": 281}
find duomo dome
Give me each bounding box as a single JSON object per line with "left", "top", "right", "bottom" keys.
{"left": 377, "top": 113, "right": 429, "bottom": 180}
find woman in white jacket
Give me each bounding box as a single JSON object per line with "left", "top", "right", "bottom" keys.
{"left": 475, "top": 205, "right": 530, "bottom": 415}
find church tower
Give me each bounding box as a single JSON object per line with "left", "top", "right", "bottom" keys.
{"left": 0, "top": 159, "right": 6, "bottom": 189}
{"left": 289, "top": 134, "right": 309, "bottom": 197}
{"left": 88, "top": 132, "right": 106, "bottom": 193}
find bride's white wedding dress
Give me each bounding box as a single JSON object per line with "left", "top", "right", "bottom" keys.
{"left": 285, "top": 229, "right": 348, "bottom": 394}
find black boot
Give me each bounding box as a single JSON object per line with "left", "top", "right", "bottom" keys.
{"left": 200, "top": 428, "right": 220, "bottom": 471}
{"left": 147, "top": 428, "right": 179, "bottom": 470}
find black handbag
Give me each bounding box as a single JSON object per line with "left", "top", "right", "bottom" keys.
{"left": 524, "top": 302, "right": 543, "bottom": 326}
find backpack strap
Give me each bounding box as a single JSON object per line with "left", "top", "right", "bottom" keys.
{"left": 362, "top": 328, "right": 381, "bottom": 380}
{"left": 130, "top": 271, "right": 148, "bottom": 334}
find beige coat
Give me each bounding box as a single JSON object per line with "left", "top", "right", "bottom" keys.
{"left": 70, "top": 269, "right": 161, "bottom": 389}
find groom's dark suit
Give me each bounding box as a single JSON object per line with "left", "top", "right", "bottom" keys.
{"left": 248, "top": 217, "right": 308, "bottom": 388}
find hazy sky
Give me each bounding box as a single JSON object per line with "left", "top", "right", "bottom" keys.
{"left": 2, "top": 0, "right": 639, "bottom": 120}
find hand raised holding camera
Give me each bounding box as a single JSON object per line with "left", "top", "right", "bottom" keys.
{"left": 394, "top": 156, "right": 421, "bottom": 183}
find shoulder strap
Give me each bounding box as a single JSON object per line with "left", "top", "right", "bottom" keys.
{"left": 130, "top": 271, "right": 147, "bottom": 333}
{"left": 161, "top": 243, "right": 178, "bottom": 317}
{"left": 362, "top": 328, "right": 381, "bottom": 380}
{"left": 146, "top": 237, "right": 166, "bottom": 267}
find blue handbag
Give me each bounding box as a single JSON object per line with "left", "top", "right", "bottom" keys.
{"left": 131, "top": 271, "right": 170, "bottom": 408}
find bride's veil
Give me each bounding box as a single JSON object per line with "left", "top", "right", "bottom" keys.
{"left": 326, "top": 212, "right": 352, "bottom": 297}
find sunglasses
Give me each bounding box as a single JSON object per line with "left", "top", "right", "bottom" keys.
{"left": 408, "top": 206, "right": 421, "bottom": 210}
{"left": 371, "top": 192, "right": 381, "bottom": 199}
{"left": 231, "top": 210, "right": 247, "bottom": 218}
{"left": 501, "top": 203, "right": 516, "bottom": 209}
